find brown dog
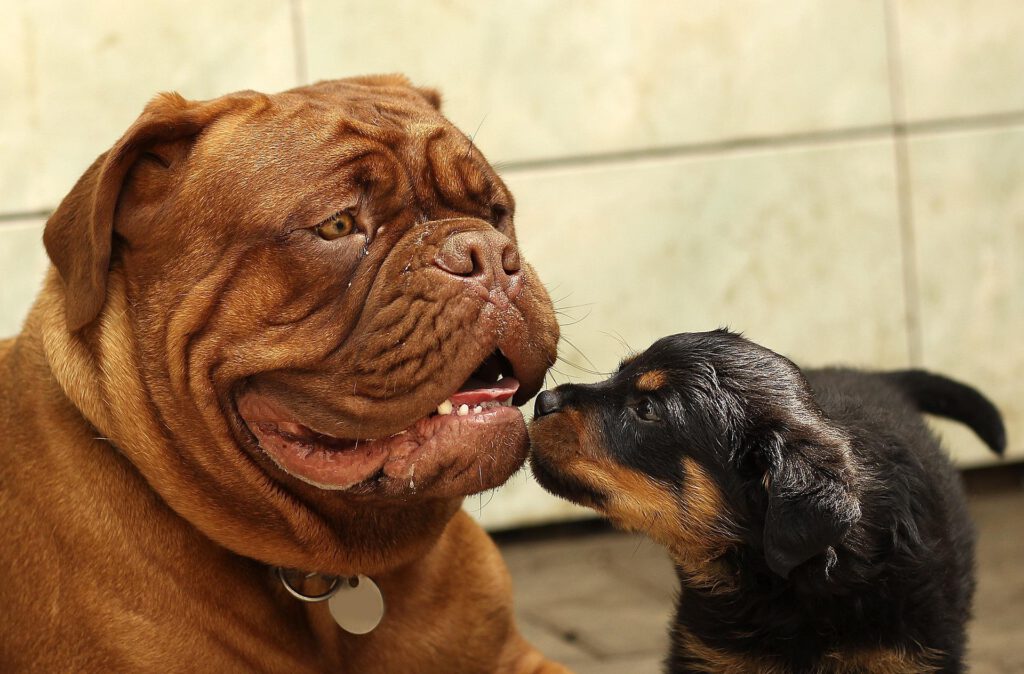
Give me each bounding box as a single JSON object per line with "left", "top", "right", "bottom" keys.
{"left": 0, "top": 75, "right": 566, "bottom": 673}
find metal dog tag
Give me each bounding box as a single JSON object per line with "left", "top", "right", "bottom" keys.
{"left": 328, "top": 575, "right": 385, "bottom": 634}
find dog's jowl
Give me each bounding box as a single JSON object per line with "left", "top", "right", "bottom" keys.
{"left": 530, "top": 329, "right": 1005, "bottom": 673}
{"left": 0, "top": 76, "right": 569, "bottom": 673}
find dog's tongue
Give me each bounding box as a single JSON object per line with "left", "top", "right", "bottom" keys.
{"left": 448, "top": 377, "right": 519, "bottom": 407}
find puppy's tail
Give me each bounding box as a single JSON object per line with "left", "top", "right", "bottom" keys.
{"left": 882, "top": 369, "right": 1006, "bottom": 455}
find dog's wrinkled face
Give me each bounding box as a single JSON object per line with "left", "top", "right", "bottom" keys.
{"left": 43, "top": 75, "right": 558, "bottom": 572}
{"left": 529, "top": 330, "right": 860, "bottom": 580}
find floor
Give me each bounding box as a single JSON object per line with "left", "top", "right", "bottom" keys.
{"left": 496, "top": 466, "right": 1024, "bottom": 674}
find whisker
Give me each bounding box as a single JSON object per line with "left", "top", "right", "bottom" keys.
{"left": 550, "top": 291, "right": 575, "bottom": 307}
{"left": 464, "top": 113, "right": 489, "bottom": 159}
{"left": 475, "top": 488, "right": 497, "bottom": 514}
{"left": 559, "top": 334, "right": 599, "bottom": 372}
{"left": 556, "top": 314, "right": 591, "bottom": 329}
{"left": 600, "top": 330, "right": 635, "bottom": 355}
{"left": 554, "top": 354, "right": 608, "bottom": 377}
{"left": 553, "top": 302, "right": 594, "bottom": 312}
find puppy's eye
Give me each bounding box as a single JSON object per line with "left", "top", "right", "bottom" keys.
{"left": 315, "top": 211, "right": 357, "bottom": 240}
{"left": 632, "top": 399, "right": 661, "bottom": 423}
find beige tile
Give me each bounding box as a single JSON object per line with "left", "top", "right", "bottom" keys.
{"left": 0, "top": 0, "right": 297, "bottom": 213}
{"left": 304, "top": 1, "right": 891, "bottom": 164}
{"left": 511, "top": 139, "right": 909, "bottom": 376}
{"left": 0, "top": 10, "right": 37, "bottom": 214}
{"left": 895, "top": 0, "right": 1024, "bottom": 121}
{"left": 909, "top": 126, "right": 1024, "bottom": 466}
{"left": 469, "top": 468, "right": 591, "bottom": 531}
{"left": 0, "top": 219, "right": 50, "bottom": 339}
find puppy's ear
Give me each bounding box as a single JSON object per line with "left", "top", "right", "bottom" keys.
{"left": 760, "top": 429, "right": 861, "bottom": 579}
{"left": 44, "top": 92, "right": 234, "bottom": 331}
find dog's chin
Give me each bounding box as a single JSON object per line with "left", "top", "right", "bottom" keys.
{"left": 529, "top": 453, "right": 607, "bottom": 509}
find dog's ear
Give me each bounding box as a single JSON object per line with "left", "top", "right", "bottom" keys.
{"left": 44, "top": 92, "right": 234, "bottom": 331}
{"left": 411, "top": 86, "right": 442, "bottom": 111}
{"left": 759, "top": 428, "right": 861, "bottom": 579}
{"left": 332, "top": 74, "right": 442, "bottom": 111}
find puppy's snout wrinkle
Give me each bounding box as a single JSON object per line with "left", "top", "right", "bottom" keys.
{"left": 434, "top": 229, "right": 520, "bottom": 285}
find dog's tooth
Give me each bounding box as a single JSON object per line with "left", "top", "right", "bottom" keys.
{"left": 457, "top": 404, "right": 469, "bottom": 416}
{"left": 437, "top": 400, "right": 453, "bottom": 416}
{"left": 473, "top": 405, "right": 482, "bottom": 414}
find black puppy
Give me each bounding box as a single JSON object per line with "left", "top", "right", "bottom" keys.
{"left": 529, "top": 329, "right": 1005, "bottom": 674}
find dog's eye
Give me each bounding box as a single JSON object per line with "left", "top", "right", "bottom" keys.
{"left": 315, "top": 211, "right": 357, "bottom": 240}
{"left": 632, "top": 399, "right": 661, "bottom": 423}
{"left": 491, "top": 203, "right": 510, "bottom": 228}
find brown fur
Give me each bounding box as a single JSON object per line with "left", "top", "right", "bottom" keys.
{"left": 0, "top": 76, "right": 568, "bottom": 673}
{"left": 529, "top": 411, "right": 737, "bottom": 588}
{"left": 635, "top": 369, "right": 667, "bottom": 391}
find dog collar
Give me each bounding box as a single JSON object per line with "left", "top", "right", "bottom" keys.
{"left": 275, "top": 567, "right": 385, "bottom": 634}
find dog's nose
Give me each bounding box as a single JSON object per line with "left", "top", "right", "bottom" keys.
{"left": 434, "top": 229, "right": 521, "bottom": 282}
{"left": 534, "top": 390, "right": 562, "bottom": 418}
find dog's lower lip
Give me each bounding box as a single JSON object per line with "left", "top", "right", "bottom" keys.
{"left": 236, "top": 389, "right": 527, "bottom": 491}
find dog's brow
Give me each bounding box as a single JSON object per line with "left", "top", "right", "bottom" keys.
{"left": 636, "top": 370, "right": 667, "bottom": 392}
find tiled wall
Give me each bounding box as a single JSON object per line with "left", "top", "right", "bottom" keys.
{"left": 2, "top": 1, "right": 1021, "bottom": 529}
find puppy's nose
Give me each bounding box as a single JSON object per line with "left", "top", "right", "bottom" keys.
{"left": 434, "top": 229, "right": 521, "bottom": 282}
{"left": 534, "top": 390, "right": 562, "bottom": 418}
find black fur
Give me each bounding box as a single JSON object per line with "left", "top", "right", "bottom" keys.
{"left": 530, "top": 329, "right": 1005, "bottom": 673}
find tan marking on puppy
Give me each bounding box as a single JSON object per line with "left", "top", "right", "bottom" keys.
{"left": 635, "top": 369, "right": 667, "bottom": 391}
{"left": 675, "top": 628, "right": 786, "bottom": 673}
{"left": 527, "top": 408, "right": 591, "bottom": 464}
{"left": 673, "top": 457, "right": 739, "bottom": 590}
{"left": 676, "top": 626, "right": 944, "bottom": 674}
{"left": 535, "top": 408, "right": 738, "bottom": 590}
{"left": 572, "top": 455, "right": 683, "bottom": 538}
{"left": 824, "top": 646, "right": 943, "bottom": 673}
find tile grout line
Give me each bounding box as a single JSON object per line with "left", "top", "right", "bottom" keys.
{"left": 289, "top": 0, "right": 309, "bottom": 87}
{"left": 5, "top": 110, "right": 1024, "bottom": 224}
{"left": 0, "top": 209, "right": 51, "bottom": 224}
{"left": 496, "top": 109, "right": 1024, "bottom": 177}
{"left": 884, "top": 0, "right": 924, "bottom": 367}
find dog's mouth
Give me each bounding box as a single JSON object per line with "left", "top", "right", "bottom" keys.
{"left": 237, "top": 350, "right": 531, "bottom": 497}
